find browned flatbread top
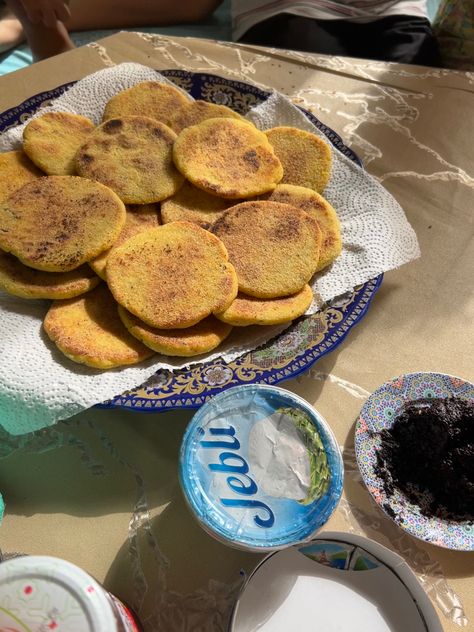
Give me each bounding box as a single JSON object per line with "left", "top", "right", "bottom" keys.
{"left": 160, "top": 181, "right": 236, "bottom": 229}
{"left": 263, "top": 184, "right": 342, "bottom": 271}
{"left": 75, "top": 116, "right": 184, "bottom": 204}
{"left": 89, "top": 203, "right": 161, "bottom": 280}
{"left": 0, "top": 150, "right": 43, "bottom": 204}
{"left": 43, "top": 283, "right": 155, "bottom": 369}
{"left": 167, "top": 100, "right": 244, "bottom": 134}
{"left": 119, "top": 309, "right": 233, "bottom": 357}
{"left": 265, "top": 126, "right": 332, "bottom": 193}
{"left": 212, "top": 200, "right": 322, "bottom": 298}
{"left": 106, "top": 222, "right": 238, "bottom": 329}
{"left": 23, "top": 111, "right": 95, "bottom": 175}
{"left": 173, "top": 118, "right": 283, "bottom": 199}
{"left": 0, "top": 175, "right": 126, "bottom": 272}
{"left": 0, "top": 250, "right": 100, "bottom": 300}
{"left": 215, "top": 285, "right": 314, "bottom": 326}
{"left": 103, "top": 81, "right": 190, "bottom": 123}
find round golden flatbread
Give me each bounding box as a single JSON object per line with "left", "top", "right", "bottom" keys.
{"left": 103, "top": 81, "right": 190, "bottom": 123}
{"left": 263, "top": 184, "right": 342, "bottom": 271}
{"left": 212, "top": 201, "right": 322, "bottom": 298}
{"left": 106, "top": 222, "right": 238, "bottom": 329}
{"left": 119, "top": 309, "right": 233, "bottom": 357}
{"left": 173, "top": 118, "right": 283, "bottom": 199}
{"left": 161, "top": 181, "right": 235, "bottom": 229}
{"left": 0, "top": 175, "right": 126, "bottom": 272}
{"left": 75, "top": 116, "right": 184, "bottom": 203}
{"left": 43, "top": 284, "right": 155, "bottom": 369}
{"left": 265, "top": 126, "right": 332, "bottom": 193}
{"left": 216, "top": 285, "right": 313, "bottom": 326}
{"left": 0, "top": 150, "right": 43, "bottom": 204}
{"left": 167, "top": 100, "right": 244, "bottom": 134}
{"left": 0, "top": 250, "right": 100, "bottom": 299}
{"left": 23, "top": 112, "right": 95, "bottom": 175}
{"left": 89, "top": 203, "right": 161, "bottom": 280}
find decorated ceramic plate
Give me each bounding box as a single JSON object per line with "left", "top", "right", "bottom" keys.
{"left": 0, "top": 71, "right": 382, "bottom": 413}
{"left": 355, "top": 372, "right": 474, "bottom": 551}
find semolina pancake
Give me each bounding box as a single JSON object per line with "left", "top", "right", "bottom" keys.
{"left": 173, "top": 118, "right": 283, "bottom": 199}
{"left": 0, "top": 175, "right": 126, "bottom": 272}
{"left": 0, "top": 150, "right": 43, "bottom": 204}
{"left": 265, "top": 126, "right": 332, "bottom": 193}
{"left": 0, "top": 250, "right": 100, "bottom": 299}
{"left": 212, "top": 201, "right": 322, "bottom": 298}
{"left": 167, "top": 100, "right": 244, "bottom": 134}
{"left": 106, "top": 222, "right": 238, "bottom": 329}
{"left": 119, "top": 308, "right": 233, "bottom": 357}
{"left": 23, "top": 112, "right": 95, "bottom": 175}
{"left": 160, "top": 181, "right": 235, "bottom": 229}
{"left": 263, "top": 184, "right": 342, "bottom": 271}
{"left": 89, "top": 203, "right": 161, "bottom": 280}
{"left": 43, "top": 284, "right": 155, "bottom": 369}
{"left": 102, "top": 81, "right": 190, "bottom": 123}
{"left": 215, "top": 285, "right": 313, "bottom": 326}
{"left": 75, "top": 116, "right": 184, "bottom": 203}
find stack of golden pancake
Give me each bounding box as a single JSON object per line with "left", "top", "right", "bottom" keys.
{"left": 0, "top": 81, "right": 342, "bottom": 369}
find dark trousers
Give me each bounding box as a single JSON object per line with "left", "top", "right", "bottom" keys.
{"left": 238, "top": 12, "right": 441, "bottom": 67}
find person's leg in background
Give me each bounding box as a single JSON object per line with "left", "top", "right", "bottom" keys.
{"left": 238, "top": 13, "right": 355, "bottom": 56}
{"left": 1, "top": 0, "right": 223, "bottom": 60}
{"left": 4, "top": 0, "right": 73, "bottom": 60}
{"left": 63, "top": 0, "right": 222, "bottom": 31}
{"left": 238, "top": 11, "right": 441, "bottom": 66}
{"left": 366, "top": 15, "right": 442, "bottom": 65}
{"left": 0, "top": 1, "right": 24, "bottom": 52}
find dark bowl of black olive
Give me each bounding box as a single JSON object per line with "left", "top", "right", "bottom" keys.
{"left": 355, "top": 372, "right": 474, "bottom": 550}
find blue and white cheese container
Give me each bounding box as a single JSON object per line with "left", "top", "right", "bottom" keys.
{"left": 179, "top": 384, "right": 344, "bottom": 551}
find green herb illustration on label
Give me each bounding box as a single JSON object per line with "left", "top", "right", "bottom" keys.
{"left": 247, "top": 406, "right": 330, "bottom": 504}
{"left": 279, "top": 407, "right": 330, "bottom": 504}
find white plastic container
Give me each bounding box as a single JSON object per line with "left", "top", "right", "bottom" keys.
{"left": 0, "top": 555, "right": 142, "bottom": 631}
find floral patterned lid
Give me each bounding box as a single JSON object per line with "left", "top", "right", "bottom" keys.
{"left": 179, "top": 385, "right": 343, "bottom": 551}
{"left": 0, "top": 556, "right": 119, "bottom": 631}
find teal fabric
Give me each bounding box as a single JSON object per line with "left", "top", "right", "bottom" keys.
{"left": 0, "top": 42, "right": 32, "bottom": 76}
{"left": 427, "top": 0, "right": 442, "bottom": 19}
{"left": 0, "top": 0, "right": 232, "bottom": 77}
